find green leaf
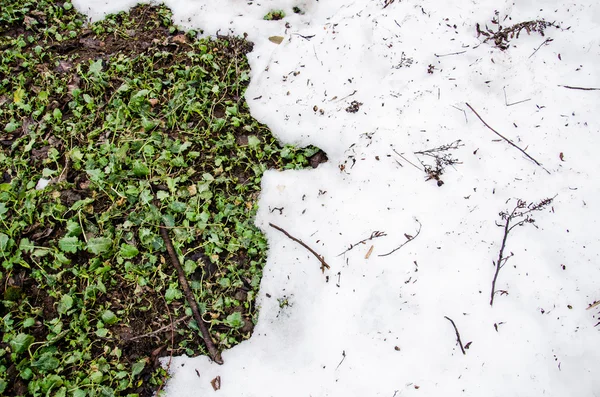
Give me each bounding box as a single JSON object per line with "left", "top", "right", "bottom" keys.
{"left": 23, "top": 317, "right": 35, "bottom": 328}
{"left": 165, "top": 285, "right": 182, "bottom": 303}
{"left": 58, "top": 294, "right": 74, "bottom": 314}
{"left": 131, "top": 360, "right": 145, "bottom": 377}
{"left": 95, "top": 328, "right": 108, "bottom": 338}
{"left": 19, "top": 238, "right": 34, "bottom": 253}
{"left": 86, "top": 237, "right": 112, "bottom": 255}
{"left": 247, "top": 135, "right": 260, "bottom": 147}
{"left": 33, "top": 352, "right": 60, "bottom": 372}
{"left": 9, "top": 333, "right": 34, "bottom": 354}
{"left": 224, "top": 312, "right": 245, "bottom": 329}
{"left": 13, "top": 87, "right": 25, "bottom": 104}
{"left": 59, "top": 236, "right": 81, "bottom": 253}
{"left": 90, "top": 370, "right": 103, "bottom": 383}
{"left": 101, "top": 310, "right": 119, "bottom": 325}
{"left": 132, "top": 161, "right": 149, "bottom": 177}
{"left": 0, "top": 379, "right": 7, "bottom": 394}
{"left": 169, "top": 201, "right": 186, "bottom": 213}
{"left": 4, "top": 121, "right": 19, "bottom": 132}
{"left": 0, "top": 232, "right": 11, "bottom": 252}
{"left": 119, "top": 244, "right": 139, "bottom": 258}
{"left": 88, "top": 59, "right": 103, "bottom": 76}
{"left": 73, "top": 390, "right": 86, "bottom": 397}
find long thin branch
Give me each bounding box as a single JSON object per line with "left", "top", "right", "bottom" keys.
{"left": 160, "top": 226, "right": 223, "bottom": 364}
{"left": 444, "top": 316, "right": 466, "bottom": 355}
{"left": 269, "top": 223, "right": 330, "bottom": 273}
{"left": 379, "top": 220, "right": 421, "bottom": 257}
{"left": 490, "top": 219, "right": 511, "bottom": 306}
{"left": 465, "top": 103, "right": 545, "bottom": 169}
{"left": 337, "top": 231, "right": 387, "bottom": 256}
{"left": 559, "top": 85, "right": 600, "bottom": 91}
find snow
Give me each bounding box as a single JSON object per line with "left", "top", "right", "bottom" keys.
{"left": 74, "top": 0, "right": 600, "bottom": 395}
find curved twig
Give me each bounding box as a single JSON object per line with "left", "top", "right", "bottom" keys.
{"left": 444, "top": 316, "right": 466, "bottom": 355}
{"left": 379, "top": 220, "right": 421, "bottom": 257}
{"left": 269, "top": 223, "right": 330, "bottom": 273}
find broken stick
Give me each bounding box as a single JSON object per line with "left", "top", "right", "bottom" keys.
{"left": 269, "top": 222, "right": 330, "bottom": 273}
{"left": 444, "top": 316, "right": 466, "bottom": 355}
{"left": 465, "top": 103, "right": 548, "bottom": 173}
{"left": 160, "top": 226, "right": 223, "bottom": 364}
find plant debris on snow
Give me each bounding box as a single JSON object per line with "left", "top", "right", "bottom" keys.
{"left": 0, "top": 1, "right": 323, "bottom": 395}
{"left": 476, "top": 11, "right": 560, "bottom": 50}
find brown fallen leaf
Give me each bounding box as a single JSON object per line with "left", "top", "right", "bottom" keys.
{"left": 211, "top": 375, "right": 221, "bottom": 391}
{"left": 171, "top": 34, "right": 187, "bottom": 44}
{"left": 559, "top": 152, "right": 565, "bottom": 161}
{"left": 149, "top": 98, "right": 159, "bottom": 107}
{"left": 269, "top": 36, "right": 284, "bottom": 44}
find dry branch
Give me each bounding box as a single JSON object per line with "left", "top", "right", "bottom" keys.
{"left": 444, "top": 316, "right": 466, "bottom": 355}
{"left": 337, "top": 230, "right": 387, "bottom": 256}
{"left": 559, "top": 85, "right": 600, "bottom": 91}
{"left": 379, "top": 220, "right": 421, "bottom": 257}
{"left": 160, "top": 226, "right": 223, "bottom": 364}
{"left": 466, "top": 103, "right": 548, "bottom": 173}
{"left": 269, "top": 223, "right": 330, "bottom": 273}
{"left": 490, "top": 197, "right": 554, "bottom": 306}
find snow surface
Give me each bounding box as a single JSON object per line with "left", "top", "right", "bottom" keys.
{"left": 74, "top": 0, "right": 600, "bottom": 395}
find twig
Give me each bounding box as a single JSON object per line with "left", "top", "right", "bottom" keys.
{"left": 529, "top": 37, "right": 553, "bottom": 58}
{"left": 337, "top": 231, "right": 387, "bottom": 256}
{"left": 444, "top": 316, "right": 466, "bottom": 355}
{"left": 503, "top": 87, "right": 531, "bottom": 107}
{"left": 490, "top": 197, "right": 554, "bottom": 306}
{"left": 466, "top": 103, "right": 547, "bottom": 172}
{"left": 379, "top": 220, "right": 421, "bottom": 257}
{"left": 559, "top": 85, "right": 600, "bottom": 91}
{"left": 160, "top": 226, "right": 223, "bottom": 364}
{"left": 451, "top": 105, "right": 468, "bottom": 123}
{"left": 292, "top": 33, "right": 315, "bottom": 40}
{"left": 391, "top": 148, "right": 422, "bottom": 171}
{"left": 434, "top": 51, "right": 466, "bottom": 57}
{"left": 123, "top": 315, "right": 190, "bottom": 341}
{"left": 334, "top": 90, "right": 357, "bottom": 102}
{"left": 336, "top": 350, "right": 347, "bottom": 369}
{"left": 586, "top": 300, "right": 600, "bottom": 310}
{"left": 269, "top": 223, "right": 330, "bottom": 273}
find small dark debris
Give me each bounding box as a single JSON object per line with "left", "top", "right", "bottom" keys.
{"left": 345, "top": 100, "right": 363, "bottom": 113}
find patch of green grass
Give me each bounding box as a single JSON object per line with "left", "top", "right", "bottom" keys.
{"left": 263, "top": 10, "right": 286, "bottom": 21}
{"left": 0, "top": 1, "right": 322, "bottom": 395}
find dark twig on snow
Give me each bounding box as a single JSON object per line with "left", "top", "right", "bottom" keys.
{"left": 503, "top": 87, "right": 531, "bottom": 107}
{"left": 489, "top": 197, "right": 555, "bottom": 306}
{"left": 160, "top": 226, "right": 223, "bottom": 364}
{"left": 466, "top": 103, "right": 548, "bottom": 173}
{"left": 379, "top": 219, "right": 421, "bottom": 257}
{"left": 559, "top": 85, "right": 600, "bottom": 91}
{"left": 434, "top": 51, "right": 466, "bottom": 57}
{"left": 391, "top": 148, "right": 422, "bottom": 171}
{"left": 269, "top": 223, "right": 330, "bottom": 273}
{"left": 444, "top": 316, "right": 466, "bottom": 355}
{"left": 529, "top": 37, "right": 553, "bottom": 58}
{"left": 336, "top": 350, "right": 347, "bottom": 370}
{"left": 337, "top": 230, "right": 387, "bottom": 256}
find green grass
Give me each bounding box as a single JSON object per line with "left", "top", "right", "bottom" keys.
{"left": 0, "top": 1, "right": 321, "bottom": 395}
